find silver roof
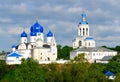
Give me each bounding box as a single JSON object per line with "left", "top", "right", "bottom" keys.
{"left": 72, "top": 47, "right": 117, "bottom": 52}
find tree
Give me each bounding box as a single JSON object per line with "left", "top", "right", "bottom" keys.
{"left": 0, "top": 60, "right": 8, "bottom": 80}
{"left": 15, "top": 59, "right": 45, "bottom": 82}
{"left": 115, "top": 73, "right": 120, "bottom": 82}
{"left": 57, "top": 45, "right": 73, "bottom": 60}
{"left": 105, "top": 54, "right": 120, "bottom": 74}
{"left": 106, "top": 61, "right": 120, "bottom": 73}
{"left": 87, "top": 63, "right": 107, "bottom": 82}
{"left": 71, "top": 53, "right": 88, "bottom": 63}
{"left": 57, "top": 44, "right": 62, "bottom": 59}
{"left": 109, "top": 54, "right": 120, "bottom": 62}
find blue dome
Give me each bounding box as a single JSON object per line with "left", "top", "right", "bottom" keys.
{"left": 11, "top": 45, "right": 16, "bottom": 48}
{"left": 30, "top": 32, "right": 36, "bottom": 36}
{"left": 81, "top": 12, "right": 86, "bottom": 18}
{"left": 21, "top": 31, "right": 27, "bottom": 37}
{"left": 30, "top": 22, "right": 43, "bottom": 33}
{"left": 85, "top": 37, "right": 94, "bottom": 40}
{"left": 30, "top": 26, "right": 36, "bottom": 32}
{"left": 47, "top": 31, "right": 53, "bottom": 37}
{"left": 80, "top": 12, "right": 88, "bottom": 25}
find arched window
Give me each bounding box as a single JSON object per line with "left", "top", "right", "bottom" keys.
{"left": 48, "top": 57, "right": 50, "bottom": 60}
{"left": 79, "top": 41, "right": 82, "bottom": 46}
{"left": 86, "top": 28, "right": 88, "bottom": 35}
{"left": 89, "top": 42, "right": 90, "bottom": 46}
{"left": 83, "top": 28, "right": 85, "bottom": 36}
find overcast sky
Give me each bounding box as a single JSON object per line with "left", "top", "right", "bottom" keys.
{"left": 0, "top": 0, "right": 120, "bottom": 51}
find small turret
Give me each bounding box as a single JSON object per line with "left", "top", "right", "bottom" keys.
{"left": 11, "top": 45, "right": 16, "bottom": 52}
{"left": 80, "top": 12, "right": 88, "bottom": 25}
{"left": 20, "top": 31, "right": 27, "bottom": 43}
{"left": 47, "top": 31, "right": 53, "bottom": 44}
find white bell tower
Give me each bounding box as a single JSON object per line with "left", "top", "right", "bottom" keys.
{"left": 78, "top": 12, "right": 89, "bottom": 37}
{"left": 73, "top": 12, "right": 95, "bottom": 48}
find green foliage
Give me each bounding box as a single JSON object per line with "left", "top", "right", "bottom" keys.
{"left": 15, "top": 59, "right": 45, "bottom": 82}
{"left": 88, "top": 63, "right": 107, "bottom": 82}
{"left": 105, "top": 54, "right": 120, "bottom": 74}
{"left": 110, "top": 54, "right": 120, "bottom": 62}
{"left": 1, "top": 59, "right": 45, "bottom": 82}
{"left": 3, "top": 45, "right": 120, "bottom": 82}
{"left": 1, "top": 69, "right": 16, "bottom": 82}
{"left": 0, "top": 60, "right": 112, "bottom": 82}
{"left": 57, "top": 45, "right": 73, "bottom": 60}
{"left": 114, "top": 46, "right": 120, "bottom": 53}
{"left": 106, "top": 61, "right": 120, "bottom": 73}
{"left": 102, "top": 45, "right": 120, "bottom": 53}
{"left": 71, "top": 53, "right": 88, "bottom": 63}
{"left": 115, "top": 73, "right": 120, "bottom": 82}
{"left": 0, "top": 60, "right": 8, "bottom": 80}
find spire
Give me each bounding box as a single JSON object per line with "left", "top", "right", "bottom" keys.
{"left": 80, "top": 12, "right": 88, "bottom": 24}
{"left": 81, "top": 11, "right": 86, "bottom": 21}
{"left": 23, "top": 27, "right": 25, "bottom": 31}
{"left": 36, "top": 16, "right": 39, "bottom": 22}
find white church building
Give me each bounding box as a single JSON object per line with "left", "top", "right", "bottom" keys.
{"left": 6, "top": 20, "right": 57, "bottom": 64}
{"left": 70, "top": 12, "right": 117, "bottom": 63}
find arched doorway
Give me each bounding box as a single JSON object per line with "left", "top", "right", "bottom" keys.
{"left": 79, "top": 41, "right": 82, "bottom": 46}
{"left": 47, "top": 57, "right": 50, "bottom": 60}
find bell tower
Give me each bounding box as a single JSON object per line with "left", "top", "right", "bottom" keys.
{"left": 73, "top": 12, "right": 95, "bottom": 48}
{"left": 78, "top": 12, "right": 89, "bottom": 37}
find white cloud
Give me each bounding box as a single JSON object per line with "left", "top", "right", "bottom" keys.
{"left": 68, "top": 7, "right": 82, "bottom": 13}
{"left": 0, "top": 18, "right": 12, "bottom": 23}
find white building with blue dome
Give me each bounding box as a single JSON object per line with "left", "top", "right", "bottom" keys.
{"left": 70, "top": 12, "right": 117, "bottom": 63}
{"left": 73, "top": 12, "right": 95, "bottom": 48}
{"left": 6, "top": 20, "right": 57, "bottom": 64}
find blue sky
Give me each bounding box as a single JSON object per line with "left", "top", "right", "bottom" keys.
{"left": 0, "top": 0, "right": 120, "bottom": 51}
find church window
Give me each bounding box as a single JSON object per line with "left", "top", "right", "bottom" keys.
{"left": 79, "top": 41, "right": 82, "bottom": 46}
{"left": 41, "top": 53, "right": 42, "bottom": 55}
{"left": 40, "top": 57, "right": 42, "bottom": 59}
{"left": 47, "top": 57, "right": 50, "bottom": 60}
{"left": 53, "top": 53, "right": 55, "bottom": 55}
{"left": 80, "top": 28, "right": 81, "bottom": 35}
{"left": 86, "top": 28, "right": 88, "bottom": 35}
{"left": 89, "top": 42, "right": 90, "bottom": 46}
{"left": 83, "top": 28, "right": 85, "bottom": 35}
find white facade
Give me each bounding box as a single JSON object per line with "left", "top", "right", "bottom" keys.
{"left": 6, "top": 20, "right": 57, "bottom": 64}
{"left": 71, "top": 12, "right": 117, "bottom": 63}
{"left": 70, "top": 47, "right": 117, "bottom": 63}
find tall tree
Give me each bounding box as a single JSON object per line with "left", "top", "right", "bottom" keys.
{"left": 15, "top": 59, "right": 45, "bottom": 82}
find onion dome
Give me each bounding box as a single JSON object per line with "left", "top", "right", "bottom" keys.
{"left": 21, "top": 31, "right": 27, "bottom": 37}
{"left": 11, "top": 45, "right": 16, "bottom": 48}
{"left": 47, "top": 31, "right": 53, "bottom": 37}
{"left": 81, "top": 12, "right": 86, "bottom": 18}
{"left": 79, "top": 12, "right": 88, "bottom": 25}
{"left": 30, "top": 32, "right": 36, "bottom": 36}
{"left": 30, "top": 22, "right": 43, "bottom": 33}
